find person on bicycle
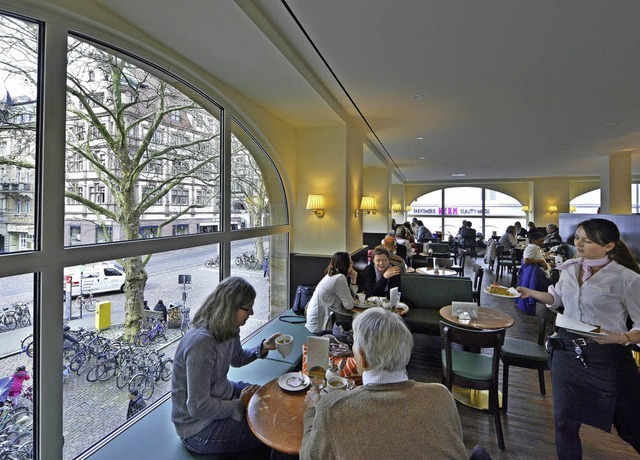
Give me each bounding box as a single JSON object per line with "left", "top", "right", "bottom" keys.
{"left": 153, "top": 300, "right": 167, "bottom": 321}
{"left": 8, "top": 366, "right": 30, "bottom": 406}
{"left": 171, "top": 277, "right": 281, "bottom": 458}
{"left": 127, "top": 389, "right": 147, "bottom": 419}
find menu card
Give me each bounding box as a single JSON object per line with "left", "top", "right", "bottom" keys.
{"left": 389, "top": 287, "right": 399, "bottom": 307}
{"left": 306, "top": 335, "right": 330, "bottom": 376}
{"left": 451, "top": 301, "right": 478, "bottom": 319}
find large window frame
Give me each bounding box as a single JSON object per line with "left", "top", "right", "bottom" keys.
{"left": 0, "top": 6, "right": 291, "bottom": 459}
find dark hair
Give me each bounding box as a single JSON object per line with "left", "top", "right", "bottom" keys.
{"left": 16, "top": 366, "right": 26, "bottom": 373}
{"left": 130, "top": 389, "right": 139, "bottom": 396}
{"left": 192, "top": 276, "right": 256, "bottom": 341}
{"left": 465, "top": 221, "right": 472, "bottom": 228}
{"left": 528, "top": 232, "right": 545, "bottom": 242}
{"left": 395, "top": 226, "right": 407, "bottom": 237}
{"left": 326, "top": 252, "right": 351, "bottom": 277}
{"left": 578, "top": 218, "right": 640, "bottom": 273}
{"left": 527, "top": 221, "right": 536, "bottom": 230}
{"left": 417, "top": 220, "right": 424, "bottom": 226}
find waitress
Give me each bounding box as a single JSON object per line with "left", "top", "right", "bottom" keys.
{"left": 518, "top": 218, "right": 640, "bottom": 459}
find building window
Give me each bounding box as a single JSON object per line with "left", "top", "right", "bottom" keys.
{"left": 89, "top": 184, "right": 106, "bottom": 203}
{"left": 171, "top": 187, "right": 189, "bottom": 205}
{"left": 172, "top": 224, "right": 189, "bottom": 235}
{"left": 18, "top": 232, "right": 32, "bottom": 250}
{"left": 70, "top": 225, "right": 82, "bottom": 245}
{"left": 139, "top": 225, "right": 158, "bottom": 238}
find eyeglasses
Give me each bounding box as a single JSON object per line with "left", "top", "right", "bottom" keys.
{"left": 239, "top": 305, "right": 254, "bottom": 312}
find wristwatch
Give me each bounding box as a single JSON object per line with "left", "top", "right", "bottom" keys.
{"left": 621, "top": 332, "right": 633, "bottom": 346}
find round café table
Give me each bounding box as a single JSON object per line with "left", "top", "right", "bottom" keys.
{"left": 439, "top": 305, "right": 515, "bottom": 410}
{"left": 416, "top": 267, "right": 457, "bottom": 276}
{"left": 247, "top": 377, "right": 307, "bottom": 455}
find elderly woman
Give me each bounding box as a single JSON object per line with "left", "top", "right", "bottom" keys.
{"left": 305, "top": 252, "right": 358, "bottom": 334}
{"left": 171, "top": 277, "right": 280, "bottom": 457}
{"left": 362, "top": 246, "right": 401, "bottom": 298}
{"left": 300, "top": 307, "right": 472, "bottom": 459}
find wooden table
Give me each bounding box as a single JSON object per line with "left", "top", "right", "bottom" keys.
{"left": 440, "top": 305, "right": 514, "bottom": 410}
{"left": 247, "top": 377, "right": 307, "bottom": 455}
{"left": 439, "top": 305, "right": 515, "bottom": 330}
{"left": 329, "top": 302, "right": 409, "bottom": 318}
{"left": 416, "top": 267, "right": 457, "bottom": 277}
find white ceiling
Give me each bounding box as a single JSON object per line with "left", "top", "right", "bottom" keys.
{"left": 93, "top": 0, "right": 640, "bottom": 183}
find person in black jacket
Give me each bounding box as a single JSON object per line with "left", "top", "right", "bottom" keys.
{"left": 127, "top": 389, "right": 147, "bottom": 419}
{"left": 153, "top": 300, "right": 167, "bottom": 321}
{"left": 362, "top": 246, "right": 401, "bottom": 298}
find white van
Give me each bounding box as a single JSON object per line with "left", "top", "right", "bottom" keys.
{"left": 63, "top": 262, "right": 126, "bottom": 297}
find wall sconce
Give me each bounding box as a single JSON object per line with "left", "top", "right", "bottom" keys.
{"left": 406, "top": 206, "right": 412, "bottom": 212}
{"left": 306, "top": 194, "right": 325, "bottom": 218}
{"left": 548, "top": 205, "right": 558, "bottom": 215}
{"left": 355, "top": 196, "right": 378, "bottom": 217}
{"left": 391, "top": 203, "right": 402, "bottom": 213}
{"left": 569, "top": 206, "right": 577, "bottom": 213}
{"left": 521, "top": 205, "right": 529, "bottom": 213}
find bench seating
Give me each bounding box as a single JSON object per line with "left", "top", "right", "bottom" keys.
{"left": 401, "top": 273, "right": 473, "bottom": 335}
{"left": 85, "top": 310, "right": 309, "bottom": 460}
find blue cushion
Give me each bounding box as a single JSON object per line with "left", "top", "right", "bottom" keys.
{"left": 441, "top": 349, "right": 494, "bottom": 381}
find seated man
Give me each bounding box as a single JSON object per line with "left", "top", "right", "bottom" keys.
{"left": 415, "top": 220, "right": 434, "bottom": 243}
{"left": 543, "top": 223, "right": 562, "bottom": 248}
{"left": 523, "top": 232, "right": 552, "bottom": 273}
{"left": 301, "top": 308, "right": 488, "bottom": 460}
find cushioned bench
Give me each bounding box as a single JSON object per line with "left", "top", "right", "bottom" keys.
{"left": 85, "top": 309, "right": 309, "bottom": 460}
{"left": 401, "top": 274, "right": 473, "bottom": 335}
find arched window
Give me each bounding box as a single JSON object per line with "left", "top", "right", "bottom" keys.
{"left": 570, "top": 185, "right": 640, "bottom": 214}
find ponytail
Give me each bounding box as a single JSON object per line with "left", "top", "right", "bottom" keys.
{"left": 609, "top": 240, "right": 640, "bottom": 274}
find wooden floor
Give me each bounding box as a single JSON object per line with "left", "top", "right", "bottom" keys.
{"left": 406, "top": 262, "right": 640, "bottom": 459}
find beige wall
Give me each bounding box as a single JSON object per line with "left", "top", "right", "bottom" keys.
{"left": 362, "top": 166, "right": 391, "bottom": 233}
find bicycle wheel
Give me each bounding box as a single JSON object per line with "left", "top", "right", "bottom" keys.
{"left": 234, "top": 256, "right": 242, "bottom": 266}
{"left": 3, "top": 314, "right": 17, "bottom": 330}
{"left": 116, "top": 366, "right": 135, "bottom": 389}
{"left": 129, "top": 373, "right": 154, "bottom": 400}
{"left": 96, "top": 361, "right": 117, "bottom": 382}
{"left": 160, "top": 359, "right": 173, "bottom": 381}
{"left": 85, "top": 364, "right": 100, "bottom": 382}
{"left": 205, "top": 259, "right": 214, "bottom": 268}
{"left": 83, "top": 298, "right": 95, "bottom": 312}
{"left": 134, "top": 332, "right": 150, "bottom": 347}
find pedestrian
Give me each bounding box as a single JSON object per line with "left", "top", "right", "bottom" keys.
{"left": 127, "top": 389, "right": 147, "bottom": 419}
{"left": 153, "top": 299, "right": 167, "bottom": 321}
{"left": 8, "top": 366, "right": 30, "bottom": 407}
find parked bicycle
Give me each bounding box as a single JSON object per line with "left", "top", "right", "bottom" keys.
{"left": 76, "top": 291, "right": 95, "bottom": 313}
{"left": 128, "top": 352, "right": 173, "bottom": 400}
{"left": 20, "top": 335, "right": 33, "bottom": 358}
{"left": 0, "top": 308, "right": 17, "bottom": 331}
{"left": 133, "top": 317, "right": 167, "bottom": 347}
{"left": 204, "top": 254, "right": 220, "bottom": 268}
{"left": 12, "top": 303, "right": 31, "bottom": 328}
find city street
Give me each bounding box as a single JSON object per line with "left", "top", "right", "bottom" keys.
{"left": 0, "top": 240, "right": 273, "bottom": 458}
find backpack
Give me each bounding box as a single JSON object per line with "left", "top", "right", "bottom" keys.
{"left": 292, "top": 285, "right": 315, "bottom": 316}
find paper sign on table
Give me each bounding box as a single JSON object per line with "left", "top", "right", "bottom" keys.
{"left": 389, "top": 287, "right": 399, "bottom": 307}
{"left": 451, "top": 301, "right": 478, "bottom": 319}
{"left": 306, "top": 335, "right": 330, "bottom": 376}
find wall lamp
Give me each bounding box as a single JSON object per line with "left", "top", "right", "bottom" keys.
{"left": 355, "top": 196, "right": 378, "bottom": 217}
{"left": 521, "top": 205, "right": 529, "bottom": 213}
{"left": 306, "top": 194, "right": 325, "bottom": 218}
{"left": 547, "top": 205, "right": 558, "bottom": 215}
{"left": 391, "top": 203, "right": 402, "bottom": 213}
{"left": 570, "top": 206, "right": 577, "bottom": 213}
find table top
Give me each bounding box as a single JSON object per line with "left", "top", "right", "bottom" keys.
{"left": 416, "top": 267, "right": 457, "bottom": 277}
{"left": 330, "top": 302, "right": 409, "bottom": 317}
{"left": 247, "top": 377, "right": 307, "bottom": 455}
{"left": 439, "top": 305, "right": 515, "bottom": 330}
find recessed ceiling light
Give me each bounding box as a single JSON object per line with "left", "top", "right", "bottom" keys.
{"left": 419, "top": 156, "right": 426, "bottom": 160}
{"left": 604, "top": 121, "right": 620, "bottom": 127}
{"left": 451, "top": 173, "right": 467, "bottom": 177}
{"left": 409, "top": 94, "right": 424, "bottom": 101}
{"left": 416, "top": 136, "right": 424, "bottom": 140}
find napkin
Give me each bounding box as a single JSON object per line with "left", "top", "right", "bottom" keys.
{"left": 451, "top": 301, "right": 478, "bottom": 319}
{"left": 307, "top": 336, "right": 330, "bottom": 375}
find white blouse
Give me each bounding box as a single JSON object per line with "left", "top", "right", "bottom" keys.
{"left": 548, "top": 261, "right": 640, "bottom": 333}
{"left": 305, "top": 274, "right": 356, "bottom": 333}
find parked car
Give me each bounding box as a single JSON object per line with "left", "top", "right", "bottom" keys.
{"left": 63, "top": 262, "right": 126, "bottom": 297}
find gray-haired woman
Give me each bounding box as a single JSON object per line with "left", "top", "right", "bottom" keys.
{"left": 171, "top": 277, "right": 280, "bottom": 457}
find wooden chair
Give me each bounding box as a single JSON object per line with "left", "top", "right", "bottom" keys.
{"left": 500, "top": 304, "right": 553, "bottom": 412}
{"left": 508, "top": 248, "right": 523, "bottom": 288}
{"left": 440, "top": 321, "right": 506, "bottom": 451}
{"left": 471, "top": 263, "right": 484, "bottom": 306}
{"left": 451, "top": 249, "right": 466, "bottom": 277}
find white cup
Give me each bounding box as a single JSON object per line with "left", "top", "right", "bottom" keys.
{"left": 356, "top": 293, "right": 366, "bottom": 303}
{"left": 275, "top": 335, "right": 294, "bottom": 358}
{"left": 325, "top": 376, "right": 347, "bottom": 392}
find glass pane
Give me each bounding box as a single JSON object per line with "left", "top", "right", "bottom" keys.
{"left": 484, "top": 190, "right": 526, "bottom": 216}
{"left": 64, "top": 36, "right": 221, "bottom": 246}
{"left": 0, "top": 15, "right": 39, "bottom": 253}
{"left": 484, "top": 218, "right": 526, "bottom": 240}
{"left": 0, "top": 273, "right": 34, "bottom": 458}
{"left": 62, "top": 245, "right": 220, "bottom": 458}
{"left": 443, "top": 187, "right": 483, "bottom": 217}
{"left": 570, "top": 189, "right": 600, "bottom": 214}
{"left": 230, "top": 119, "right": 287, "bottom": 229}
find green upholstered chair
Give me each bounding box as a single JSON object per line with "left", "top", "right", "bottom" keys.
{"left": 440, "top": 321, "right": 506, "bottom": 451}
{"left": 500, "top": 304, "right": 553, "bottom": 411}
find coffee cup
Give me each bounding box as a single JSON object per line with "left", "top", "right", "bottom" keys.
{"left": 325, "top": 376, "right": 347, "bottom": 392}
{"left": 275, "top": 335, "right": 294, "bottom": 358}
{"left": 356, "top": 292, "right": 366, "bottom": 304}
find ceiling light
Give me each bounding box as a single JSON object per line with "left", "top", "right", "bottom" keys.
{"left": 409, "top": 94, "right": 424, "bottom": 101}
{"left": 604, "top": 121, "right": 620, "bottom": 127}
{"left": 451, "top": 173, "right": 467, "bottom": 177}
{"left": 416, "top": 136, "right": 424, "bottom": 140}
{"left": 419, "top": 156, "right": 426, "bottom": 160}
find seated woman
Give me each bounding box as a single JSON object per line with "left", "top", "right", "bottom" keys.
{"left": 171, "top": 277, "right": 280, "bottom": 458}
{"left": 498, "top": 225, "right": 518, "bottom": 250}
{"left": 363, "top": 246, "right": 401, "bottom": 298}
{"left": 305, "top": 252, "right": 358, "bottom": 334}
{"left": 381, "top": 236, "right": 407, "bottom": 273}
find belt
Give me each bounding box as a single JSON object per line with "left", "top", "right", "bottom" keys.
{"left": 546, "top": 335, "right": 597, "bottom": 350}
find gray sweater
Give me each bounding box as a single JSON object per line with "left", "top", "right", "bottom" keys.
{"left": 171, "top": 327, "right": 262, "bottom": 438}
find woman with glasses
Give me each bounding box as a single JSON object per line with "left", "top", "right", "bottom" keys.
{"left": 171, "top": 277, "right": 280, "bottom": 458}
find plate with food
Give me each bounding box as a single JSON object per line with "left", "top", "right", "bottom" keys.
{"left": 278, "top": 372, "right": 311, "bottom": 391}
{"left": 556, "top": 313, "right": 607, "bottom": 337}
{"left": 406, "top": 267, "right": 416, "bottom": 273}
{"left": 355, "top": 299, "right": 378, "bottom": 308}
{"left": 484, "top": 284, "right": 521, "bottom": 298}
